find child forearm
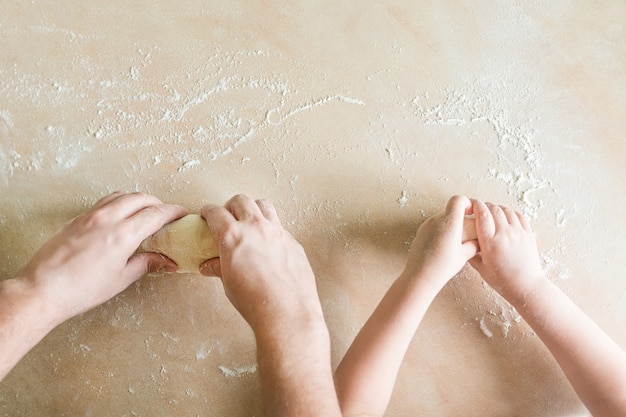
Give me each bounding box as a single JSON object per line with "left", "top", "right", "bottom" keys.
{"left": 508, "top": 277, "right": 626, "bottom": 417}
{"left": 335, "top": 273, "right": 442, "bottom": 417}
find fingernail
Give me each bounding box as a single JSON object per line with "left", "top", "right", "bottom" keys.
{"left": 199, "top": 264, "right": 211, "bottom": 276}
{"left": 158, "top": 263, "right": 177, "bottom": 273}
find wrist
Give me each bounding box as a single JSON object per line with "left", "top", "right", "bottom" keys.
{"left": 255, "top": 308, "right": 330, "bottom": 348}
{"left": 501, "top": 274, "right": 550, "bottom": 308}
{"left": 397, "top": 268, "right": 448, "bottom": 298}
{"left": 1, "top": 276, "right": 65, "bottom": 333}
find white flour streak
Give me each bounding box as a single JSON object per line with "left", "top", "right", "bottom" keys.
{"left": 218, "top": 364, "right": 258, "bottom": 378}
{"left": 0, "top": 148, "right": 12, "bottom": 186}
{"left": 282, "top": 94, "right": 365, "bottom": 120}
{"left": 161, "top": 77, "right": 232, "bottom": 122}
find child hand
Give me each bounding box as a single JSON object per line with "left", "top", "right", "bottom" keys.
{"left": 401, "top": 195, "right": 478, "bottom": 288}
{"left": 468, "top": 200, "right": 545, "bottom": 301}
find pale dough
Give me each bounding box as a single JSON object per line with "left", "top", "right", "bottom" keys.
{"left": 462, "top": 216, "right": 477, "bottom": 242}
{"left": 139, "top": 214, "right": 219, "bottom": 273}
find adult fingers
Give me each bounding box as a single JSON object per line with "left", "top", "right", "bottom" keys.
{"left": 123, "top": 253, "right": 178, "bottom": 283}
{"left": 199, "top": 258, "right": 222, "bottom": 278}
{"left": 100, "top": 192, "right": 167, "bottom": 220}
{"left": 225, "top": 194, "right": 262, "bottom": 221}
{"left": 89, "top": 191, "right": 126, "bottom": 211}
{"left": 256, "top": 199, "right": 280, "bottom": 223}
{"left": 127, "top": 203, "right": 189, "bottom": 245}
{"left": 201, "top": 204, "right": 237, "bottom": 241}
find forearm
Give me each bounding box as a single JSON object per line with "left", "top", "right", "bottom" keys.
{"left": 335, "top": 273, "right": 443, "bottom": 417}
{"left": 510, "top": 278, "right": 626, "bottom": 417}
{"left": 255, "top": 317, "right": 342, "bottom": 417}
{"left": 0, "top": 277, "right": 60, "bottom": 381}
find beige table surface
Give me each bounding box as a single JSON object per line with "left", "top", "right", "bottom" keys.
{"left": 1, "top": 1, "right": 625, "bottom": 416}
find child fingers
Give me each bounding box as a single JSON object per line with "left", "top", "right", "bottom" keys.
{"left": 487, "top": 203, "right": 508, "bottom": 229}
{"left": 445, "top": 195, "right": 473, "bottom": 232}
{"left": 501, "top": 206, "right": 521, "bottom": 226}
{"left": 473, "top": 199, "right": 496, "bottom": 239}
{"left": 516, "top": 211, "right": 533, "bottom": 232}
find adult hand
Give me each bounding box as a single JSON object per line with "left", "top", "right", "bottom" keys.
{"left": 199, "top": 194, "right": 323, "bottom": 332}
{"left": 17, "top": 191, "right": 188, "bottom": 323}
{"left": 199, "top": 195, "right": 341, "bottom": 417}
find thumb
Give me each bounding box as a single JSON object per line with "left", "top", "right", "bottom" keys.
{"left": 461, "top": 240, "right": 479, "bottom": 261}
{"left": 199, "top": 257, "right": 222, "bottom": 277}
{"left": 125, "top": 253, "right": 178, "bottom": 280}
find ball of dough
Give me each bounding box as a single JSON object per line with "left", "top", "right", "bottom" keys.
{"left": 138, "top": 214, "right": 219, "bottom": 273}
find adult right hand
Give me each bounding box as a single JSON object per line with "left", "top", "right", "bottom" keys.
{"left": 199, "top": 194, "right": 324, "bottom": 332}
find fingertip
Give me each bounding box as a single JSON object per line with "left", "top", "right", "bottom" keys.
{"left": 447, "top": 194, "right": 470, "bottom": 211}
{"left": 462, "top": 239, "right": 480, "bottom": 259}
{"left": 200, "top": 203, "right": 220, "bottom": 219}
{"left": 199, "top": 258, "right": 221, "bottom": 277}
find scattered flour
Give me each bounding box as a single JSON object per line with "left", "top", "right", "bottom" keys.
{"left": 410, "top": 81, "right": 552, "bottom": 220}
{"left": 397, "top": 190, "right": 409, "bottom": 207}
{"left": 0, "top": 148, "right": 12, "bottom": 186}
{"left": 218, "top": 364, "right": 258, "bottom": 378}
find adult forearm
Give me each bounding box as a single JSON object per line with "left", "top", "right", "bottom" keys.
{"left": 0, "top": 277, "right": 60, "bottom": 381}
{"left": 510, "top": 279, "right": 626, "bottom": 417}
{"left": 255, "top": 318, "right": 341, "bottom": 417}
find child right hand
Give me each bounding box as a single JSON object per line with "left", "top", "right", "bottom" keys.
{"left": 468, "top": 200, "right": 546, "bottom": 302}
{"left": 401, "top": 195, "right": 479, "bottom": 289}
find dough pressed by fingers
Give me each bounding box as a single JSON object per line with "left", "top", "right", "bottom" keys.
{"left": 139, "top": 214, "right": 218, "bottom": 273}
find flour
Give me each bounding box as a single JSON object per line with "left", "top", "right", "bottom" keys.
{"left": 0, "top": 109, "right": 13, "bottom": 128}
{"left": 218, "top": 364, "right": 258, "bottom": 378}
{"left": 397, "top": 190, "right": 409, "bottom": 207}
{"left": 0, "top": 148, "right": 12, "bottom": 186}
{"left": 411, "top": 81, "right": 551, "bottom": 220}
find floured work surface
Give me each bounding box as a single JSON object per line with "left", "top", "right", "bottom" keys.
{"left": 1, "top": 1, "right": 625, "bottom": 416}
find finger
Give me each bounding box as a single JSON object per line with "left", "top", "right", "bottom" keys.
{"left": 202, "top": 204, "right": 237, "bottom": 241}
{"left": 126, "top": 203, "right": 189, "bottom": 244}
{"left": 473, "top": 200, "right": 496, "bottom": 239}
{"left": 101, "top": 192, "right": 167, "bottom": 220}
{"left": 75, "top": 192, "right": 125, "bottom": 221}
{"left": 125, "top": 252, "right": 178, "bottom": 281}
{"left": 199, "top": 258, "right": 222, "bottom": 277}
{"left": 501, "top": 206, "right": 520, "bottom": 226}
{"left": 256, "top": 199, "right": 280, "bottom": 223}
{"left": 445, "top": 195, "right": 472, "bottom": 230}
{"left": 488, "top": 203, "right": 508, "bottom": 230}
{"left": 90, "top": 191, "right": 125, "bottom": 211}
{"left": 225, "top": 194, "right": 262, "bottom": 221}
{"left": 516, "top": 211, "right": 533, "bottom": 232}
{"left": 461, "top": 239, "right": 479, "bottom": 260}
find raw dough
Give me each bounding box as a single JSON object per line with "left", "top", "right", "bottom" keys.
{"left": 462, "top": 216, "right": 477, "bottom": 242}
{"left": 139, "top": 214, "right": 219, "bottom": 273}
